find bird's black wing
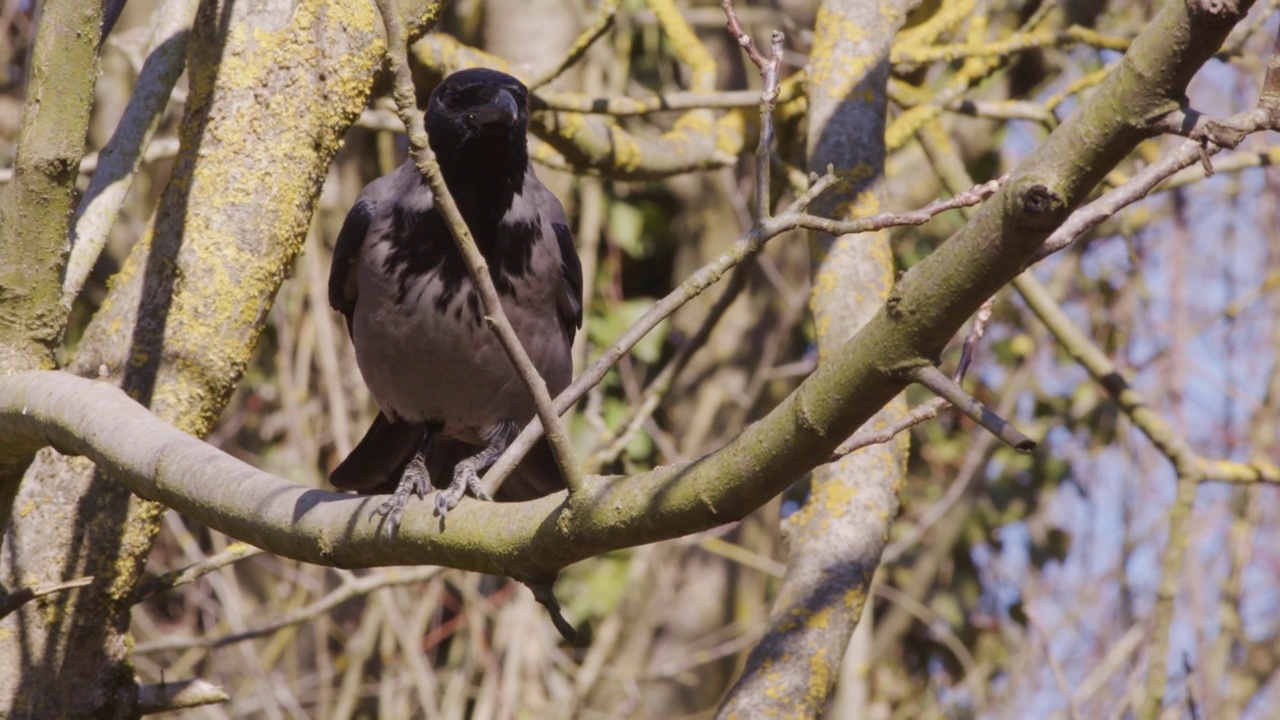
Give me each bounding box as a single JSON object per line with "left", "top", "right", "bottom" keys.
{"left": 550, "top": 216, "right": 583, "bottom": 344}
{"left": 328, "top": 197, "right": 376, "bottom": 336}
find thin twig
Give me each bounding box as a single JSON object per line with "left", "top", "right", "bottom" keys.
{"left": 1068, "top": 626, "right": 1145, "bottom": 714}
{"left": 0, "top": 136, "right": 182, "bottom": 186}
{"left": 721, "top": 0, "right": 783, "bottom": 219}
{"left": 954, "top": 295, "right": 993, "bottom": 380}
{"left": 646, "top": 624, "right": 767, "bottom": 680}
{"left": 134, "top": 541, "right": 264, "bottom": 602}
{"left": 1013, "top": 270, "right": 1278, "bottom": 720}
{"left": 692, "top": 528, "right": 988, "bottom": 705}
{"left": 375, "top": 0, "right": 586, "bottom": 496}
{"left": 1016, "top": 273, "right": 1279, "bottom": 484}
{"left": 134, "top": 566, "right": 442, "bottom": 653}
{"left": 579, "top": 0, "right": 786, "bottom": 470}
{"left": 528, "top": 0, "right": 622, "bottom": 90}
{"left": 529, "top": 582, "right": 578, "bottom": 644}
{"left": 1027, "top": 604, "right": 1083, "bottom": 720}
{"left": 831, "top": 296, "right": 995, "bottom": 459}
{"left": 720, "top": 0, "right": 768, "bottom": 67}
{"left": 881, "top": 361, "right": 1032, "bottom": 564}
{"left": 874, "top": 583, "right": 987, "bottom": 708}
{"left": 0, "top": 575, "right": 95, "bottom": 620}
{"left": 1182, "top": 654, "right": 1200, "bottom": 720}
{"left": 585, "top": 265, "right": 750, "bottom": 471}
{"left": 908, "top": 364, "right": 1036, "bottom": 453}
{"left": 137, "top": 678, "right": 230, "bottom": 715}
{"left": 482, "top": 174, "right": 1003, "bottom": 494}
{"left": 1140, "top": 469, "right": 1199, "bottom": 720}
{"left": 790, "top": 175, "right": 1006, "bottom": 235}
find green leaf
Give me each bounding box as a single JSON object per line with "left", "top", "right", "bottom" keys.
{"left": 588, "top": 298, "right": 670, "bottom": 364}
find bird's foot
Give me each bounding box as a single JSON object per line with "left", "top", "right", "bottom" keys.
{"left": 434, "top": 465, "right": 493, "bottom": 521}
{"left": 372, "top": 454, "right": 431, "bottom": 539}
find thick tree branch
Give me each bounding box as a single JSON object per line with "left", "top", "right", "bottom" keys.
{"left": 1031, "top": 23, "right": 1280, "bottom": 264}
{"left": 831, "top": 296, "right": 996, "bottom": 459}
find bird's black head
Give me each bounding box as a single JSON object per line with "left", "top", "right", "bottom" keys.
{"left": 426, "top": 68, "right": 529, "bottom": 173}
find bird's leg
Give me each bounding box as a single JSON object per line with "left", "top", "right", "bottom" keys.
{"left": 374, "top": 431, "right": 435, "bottom": 539}
{"left": 435, "top": 421, "right": 516, "bottom": 519}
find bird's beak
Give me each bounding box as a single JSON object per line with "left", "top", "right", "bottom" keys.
{"left": 469, "top": 88, "right": 520, "bottom": 131}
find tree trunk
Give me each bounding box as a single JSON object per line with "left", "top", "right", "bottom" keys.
{"left": 719, "top": 0, "right": 912, "bottom": 714}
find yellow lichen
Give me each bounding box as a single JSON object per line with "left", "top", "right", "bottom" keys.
{"left": 807, "top": 5, "right": 873, "bottom": 102}
{"left": 819, "top": 481, "right": 858, "bottom": 512}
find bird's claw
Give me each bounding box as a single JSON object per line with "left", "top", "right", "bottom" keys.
{"left": 433, "top": 466, "right": 494, "bottom": 520}
{"left": 373, "top": 455, "right": 431, "bottom": 539}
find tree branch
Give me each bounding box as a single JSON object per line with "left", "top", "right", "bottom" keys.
{"left": 831, "top": 296, "right": 996, "bottom": 459}
{"left": 720, "top": 0, "right": 910, "bottom": 711}
{"left": 1, "top": 1, "right": 394, "bottom": 713}
{"left": 908, "top": 365, "right": 1036, "bottom": 453}
{"left": 136, "top": 566, "right": 441, "bottom": 653}
{"left": 0, "top": 0, "right": 1256, "bottom": 676}
{"left": 1016, "top": 262, "right": 1279, "bottom": 485}
{"left": 0, "top": 575, "right": 94, "bottom": 620}
{"left": 136, "top": 678, "right": 229, "bottom": 715}
{"left": 1014, "top": 271, "right": 1280, "bottom": 719}
{"left": 134, "top": 542, "right": 263, "bottom": 603}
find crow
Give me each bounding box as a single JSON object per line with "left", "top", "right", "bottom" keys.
{"left": 327, "top": 68, "right": 582, "bottom": 537}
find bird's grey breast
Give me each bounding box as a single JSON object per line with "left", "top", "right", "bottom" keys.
{"left": 350, "top": 181, "right": 572, "bottom": 443}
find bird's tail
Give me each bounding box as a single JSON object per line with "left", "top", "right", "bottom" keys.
{"left": 331, "top": 416, "right": 566, "bottom": 501}
{"left": 330, "top": 412, "right": 426, "bottom": 494}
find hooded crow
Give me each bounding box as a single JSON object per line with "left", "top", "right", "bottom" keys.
{"left": 328, "top": 68, "right": 583, "bottom": 536}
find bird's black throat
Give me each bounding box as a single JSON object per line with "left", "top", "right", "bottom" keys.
{"left": 386, "top": 133, "right": 538, "bottom": 325}
{"left": 432, "top": 131, "right": 529, "bottom": 230}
